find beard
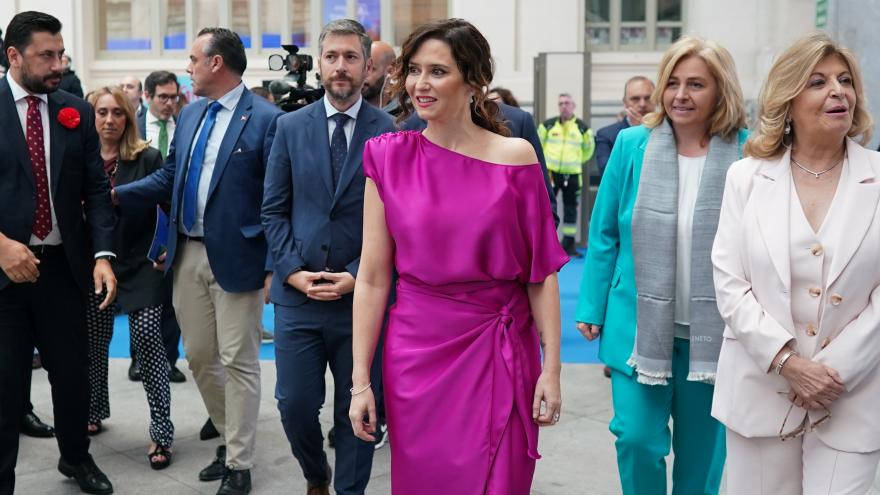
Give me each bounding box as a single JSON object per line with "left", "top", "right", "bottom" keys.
{"left": 20, "top": 63, "right": 61, "bottom": 94}
{"left": 323, "top": 74, "right": 364, "bottom": 103}
{"left": 361, "top": 73, "right": 386, "bottom": 101}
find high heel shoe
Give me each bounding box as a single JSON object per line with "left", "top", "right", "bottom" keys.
{"left": 148, "top": 444, "right": 173, "bottom": 470}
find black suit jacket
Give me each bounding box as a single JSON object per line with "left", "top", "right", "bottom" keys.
{"left": 59, "top": 70, "right": 83, "bottom": 99}
{"left": 112, "top": 146, "right": 166, "bottom": 312}
{"left": 0, "top": 78, "right": 115, "bottom": 292}
{"left": 401, "top": 103, "right": 559, "bottom": 226}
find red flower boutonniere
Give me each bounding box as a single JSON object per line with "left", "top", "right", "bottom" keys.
{"left": 58, "top": 107, "right": 81, "bottom": 129}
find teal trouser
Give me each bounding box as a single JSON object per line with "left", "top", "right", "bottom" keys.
{"left": 609, "top": 338, "right": 725, "bottom": 495}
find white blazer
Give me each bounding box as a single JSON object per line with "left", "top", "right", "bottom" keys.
{"left": 711, "top": 139, "right": 880, "bottom": 453}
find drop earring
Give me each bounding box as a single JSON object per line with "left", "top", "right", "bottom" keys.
{"left": 784, "top": 118, "right": 791, "bottom": 135}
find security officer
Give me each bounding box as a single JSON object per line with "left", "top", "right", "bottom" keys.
{"left": 538, "top": 93, "right": 595, "bottom": 257}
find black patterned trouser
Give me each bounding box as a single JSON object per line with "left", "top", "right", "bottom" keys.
{"left": 85, "top": 290, "right": 174, "bottom": 447}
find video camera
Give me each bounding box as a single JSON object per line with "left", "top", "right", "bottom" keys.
{"left": 267, "top": 44, "right": 324, "bottom": 112}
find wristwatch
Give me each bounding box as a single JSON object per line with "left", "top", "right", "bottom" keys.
{"left": 95, "top": 254, "right": 115, "bottom": 262}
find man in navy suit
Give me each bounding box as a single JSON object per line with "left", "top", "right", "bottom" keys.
{"left": 0, "top": 11, "right": 116, "bottom": 495}
{"left": 114, "top": 27, "right": 281, "bottom": 495}
{"left": 262, "top": 19, "right": 394, "bottom": 495}
{"left": 594, "top": 75, "right": 654, "bottom": 175}
{"left": 401, "top": 101, "right": 559, "bottom": 226}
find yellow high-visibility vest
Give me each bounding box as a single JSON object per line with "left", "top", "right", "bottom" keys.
{"left": 537, "top": 116, "right": 595, "bottom": 174}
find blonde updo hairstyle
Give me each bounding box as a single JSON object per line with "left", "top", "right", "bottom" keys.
{"left": 744, "top": 31, "right": 873, "bottom": 159}
{"left": 642, "top": 35, "right": 747, "bottom": 140}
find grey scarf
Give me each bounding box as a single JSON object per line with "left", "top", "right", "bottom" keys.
{"left": 628, "top": 120, "right": 740, "bottom": 385}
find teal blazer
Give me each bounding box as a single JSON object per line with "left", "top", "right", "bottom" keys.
{"left": 575, "top": 124, "right": 749, "bottom": 374}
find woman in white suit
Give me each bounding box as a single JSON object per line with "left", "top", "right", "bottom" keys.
{"left": 712, "top": 32, "right": 879, "bottom": 494}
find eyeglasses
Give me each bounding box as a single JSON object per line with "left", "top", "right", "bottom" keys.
{"left": 777, "top": 393, "right": 831, "bottom": 441}
{"left": 152, "top": 94, "right": 180, "bottom": 103}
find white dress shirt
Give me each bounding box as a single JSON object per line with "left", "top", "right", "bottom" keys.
{"left": 674, "top": 153, "right": 706, "bottom": 328}
{"left": 323, "top": 95, "right": 361, "bottom": 148}
{"left": 181, "top": 82, "right": 246, "bottom": 236}
{"left": 8, "top": 75, "right": 61, "bottom": 246}
{"left": 145, "top": 107, "right": 176, "bottom": 152}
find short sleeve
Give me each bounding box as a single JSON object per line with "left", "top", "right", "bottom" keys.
{"left": 514, "top": 166, "right": 569, "bottom": 283}
{"left": 362, "top": 136, "right": 387, "bottom": 201}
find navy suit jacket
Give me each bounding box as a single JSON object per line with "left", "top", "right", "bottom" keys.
{"left": 262, "top": 99, "right": 395, "bottom": 307}
{"left": 401, "top": 103, "right": 558, "bottom": 226}
{"left": 595, "top": 118, "right": 630, "bottom": 175}
{"left": 116, "top": 87, "right": 282, "bottom": 293}
{"left": 0, "top": 79, "right": 114, "bottom": 292}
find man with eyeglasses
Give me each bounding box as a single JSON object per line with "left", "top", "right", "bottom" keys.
{"left": 139, "top": 71, "right": 179, "bottom": 159}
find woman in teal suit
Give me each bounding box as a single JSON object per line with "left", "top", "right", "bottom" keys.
{"left": 576, "top": 36, "right": 748, "bottom": 495}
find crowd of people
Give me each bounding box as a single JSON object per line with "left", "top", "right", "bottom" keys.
{"left": 0, "top": 7, "right": 878, "bottom": 495}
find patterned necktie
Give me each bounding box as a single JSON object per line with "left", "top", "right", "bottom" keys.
{"left": 26, "top": 96, "right": 51, "bottom": 240}
{"left": 182, "top": 101, "right": 223, "bottom": 231}
{"left": 330, "top": 113, "right": 351, "bottom": 189}
{"left": 157, "top": 119, "right": 169, "bottom": 159}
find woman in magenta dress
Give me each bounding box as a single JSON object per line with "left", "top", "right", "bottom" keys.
{"left": 349, "top": 18, "right": 568, "bottom": 494}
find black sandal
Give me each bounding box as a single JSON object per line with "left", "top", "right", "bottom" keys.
{"left": 87, "top": 421, "right": 103, "bottom": 436}
{"left": 148, "top": 445, "right": 173, "bottom": 470}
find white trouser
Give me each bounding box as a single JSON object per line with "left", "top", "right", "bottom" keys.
{"left": 726, "top": 428, "right": 880, "bottom": 495}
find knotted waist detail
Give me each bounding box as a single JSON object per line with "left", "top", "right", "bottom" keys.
{"left": 396, "top": 277, "right": 541, "bottom": 463}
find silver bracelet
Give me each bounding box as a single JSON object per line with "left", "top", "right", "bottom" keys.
{"left": 350, "top": 382, "right": 372, "bottom": 396}
{"left": 775, "top": 350, "right": 797, "bottom": 375}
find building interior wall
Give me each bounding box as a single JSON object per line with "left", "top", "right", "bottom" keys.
{"left": 2, "top": 0, "right": 878, "bottom": 140}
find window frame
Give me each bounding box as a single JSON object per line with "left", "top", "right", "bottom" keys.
{"left": 585, "top": 0, "right": 685, "bottom": 52}
{"left": 94, "top": 0, "right": 451, "bottom": 61}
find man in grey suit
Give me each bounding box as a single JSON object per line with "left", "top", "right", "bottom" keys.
{"left": 261, "top": 19, "right": 394, "bottom": 495}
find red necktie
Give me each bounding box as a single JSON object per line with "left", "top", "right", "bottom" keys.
{"left": 26, "top": 96, "right": 51, "bottom": 240}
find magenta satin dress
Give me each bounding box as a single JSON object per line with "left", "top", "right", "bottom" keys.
{"left": 362, "top": 131, "right": 568, "bottom": 494}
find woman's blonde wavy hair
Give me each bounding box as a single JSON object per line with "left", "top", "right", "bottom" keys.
{"left": 87, "top": 86, "right": 151, "bottom": 161}
{"left": 642, "top": 35, "right": 746, "bottom": 140}
{"left": 744, "top": 32, "right": 873, "bottom": 159}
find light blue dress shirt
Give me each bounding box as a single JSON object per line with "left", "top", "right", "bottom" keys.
{"left": 181, "top": 82, "right": 246, "bottom": 236}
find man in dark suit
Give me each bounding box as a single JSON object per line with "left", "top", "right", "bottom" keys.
{"left": 114, "top": 28, "right": 281, "bottom": 495}
{"left": 594, "top": 75, "right": 654, "bottom": 175}
{"left": 0, "top": 11, "right": 116, "bottom": 495}
{"left": 401, "top": 101, "right": 559, "bottom": 226}
{"left": 128, "top": 69, "right": 186, "bottom": 385}
{"left": 262, "top": 19, "right": 394, "bottom": 495}
{"left": 58, "top": 54, "right": 83, "bottom": 98}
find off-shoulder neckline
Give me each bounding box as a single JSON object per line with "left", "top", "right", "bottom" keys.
{"left": 416, "top": 132, "right": 540, "bottom": 169}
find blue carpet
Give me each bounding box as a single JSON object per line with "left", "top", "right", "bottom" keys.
{"left": 108, "top": 251, "right": 600, "bottom": 363}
